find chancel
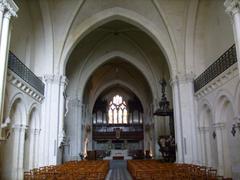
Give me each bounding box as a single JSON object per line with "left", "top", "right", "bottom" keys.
{"left": 0, "top": 0, "right": 240, "bottom": 179}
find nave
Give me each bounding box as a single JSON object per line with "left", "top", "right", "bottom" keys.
{"left": 1, "top": 0, "right": 240, "bottom": 179}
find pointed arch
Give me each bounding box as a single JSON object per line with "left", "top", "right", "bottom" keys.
{"left": 27, "top": 103, "right": 41, "bottom": 130}
{"left": 198, "top": 99, "right": 213, "bottom": 127}
{"left": 214, "top": 90, "right": 234, "bottom": 124}
{"left": 89, "top": 80, "right": 146, "bottom": 113}
{"left": 7, "top": 93, "right": 27, "bottom": 126}
{"left": 59, "top": 7, "right": 177, "bottom": 77}
{"left": 77, "top": 51, "right": 156, "bottom": 102}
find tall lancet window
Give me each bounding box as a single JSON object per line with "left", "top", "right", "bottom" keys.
{"left": 108, "top": 95, "right": 127, "bottom": 124}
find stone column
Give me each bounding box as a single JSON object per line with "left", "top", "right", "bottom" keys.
{"left": 153, "top": 115, "right": 160, "bottom": 159}
{"left": 27, "top": 129, "right": 35, "bottom": 170}
{"left": 0, "top": 0, "right": 18, "bottom": 140}
{"left": 170, "top": 74, "right": 198, "bottom": 163}
{"left": 62, "top": 97, "right": 83, "bottom": 161}
{"left": 214, "top": 123, "right": 225, "bottom": 176}
{"left": 34, "top": 129, "right": 40, "bottom": 168}
{"left": 199, "top": 127, "right": 206, "bottom": 165}
{"left": 58, "top": 76, "right": 68, "bottom": 147}
{"left": 171, "top": 80, "right": 184, "bottom": 162}
{"left": 40, "top": 75, "right": 68, "bottom": 166}
{"left": 199, "top": 127, "right": 212, "bottom": 166}
{"left": 0, "top": 2, "right": 4, "bottom": 36}
{"left": 152, "top": 101, "right": 160, "bottom": 159}
{"left": 11, "top": 124, "right": 27, "bottom": 180}
{"left": 203, "top": 127, "right": 212, "bottom": 167}
{"left": 225, "top": 0, "right": 240, "bottom": 75}
{"left": 84, "top": 105, "right": 92, "bottom": 151}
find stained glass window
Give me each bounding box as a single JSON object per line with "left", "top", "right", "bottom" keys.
{"left": 108, "top": 95, "right": 127, "bottom": 124}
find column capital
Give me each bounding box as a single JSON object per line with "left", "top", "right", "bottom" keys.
{"left": 213, "top": 122, "right": 225, "bottom": 129}
{"left": 170, "top": 73, "right": 195, "bottom": 86}
{"left": 60, "top": 75, "right": 69, "bottom": 86}
{"left": 43, "top": 74, "right": 68, "bottom": 85}
{"left": 3, "top": 10, "right": 11, "bottom": 19}
{"left": 34, "top": 128, "right": 41, "bottom": 135}
{"left": 0, "top": 2, "right": 5, "bottom": 12}
{"left": 12, "top": 124, "right": 28, "bottom": 131}
{"left": 68, "top": 96, "right": 83, "bottom": 107}
{"left": 27, "top": 128, "right": 40, "bottom": 135}
{"left": 2, "top": 0, "right": 18, "bottom": 17}
{"left": 225, "top": 0, "right": 240, "bottom": 16}
{"left": 199, "top": 126, "right": 210, "bottom": 132}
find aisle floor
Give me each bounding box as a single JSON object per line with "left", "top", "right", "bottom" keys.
{"left": 105, "top": 160, "right": 132, "bottom": 180}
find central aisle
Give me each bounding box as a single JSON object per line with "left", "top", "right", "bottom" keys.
{"left": 105, "top": 160, "right": 132, "bottom": 180}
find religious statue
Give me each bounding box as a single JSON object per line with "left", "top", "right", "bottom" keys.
{"left": 158, "top": 135, "right": 176, "bottom": 162}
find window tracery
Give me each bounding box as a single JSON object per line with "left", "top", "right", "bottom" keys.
{"left": 108, "top": 95, "right": 128, "bottom": 124}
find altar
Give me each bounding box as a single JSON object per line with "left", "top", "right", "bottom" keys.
{"left": 103, "top": 149, "right": 132, "bottom": 160}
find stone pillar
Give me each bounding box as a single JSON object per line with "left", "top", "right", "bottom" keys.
{"left": 40, "top": 75, "right": 68, "bottom": 166}
{"left": 199, "top": 126, "right": 212, "bottom": 166}
{"left": 199, "top": 127, "right": 206, "bottom": 165}
{"left": 62, "top": 97, "right": 83, "bottom": 161}
{"left": 11, "top": 124, "right": 27, "bottom": 180}
{"left": 225, "top": 0, "right": 240, "bottom": 75}
{"left": 195, "top": 126, "right": 202, "bottom": 165}
{"left": 34, "top": 129, "right": 40, "bottom": 168}
{"left": 0, "top": 2, "right": 4, "bottom": 36}
{"left": 170, "top": 74, "right": 198, "bottom": 163}
{"left": 58, "top": 76, "right": 68, "bottom": 147}
{"left": 150, "top": 123, "right": 154, "bottom": 157}
{"left": 27, "top": 128, "right": 40, "bottom": 170}
{"left": 204, "top": 127, "right": 212, "bottom": 167}
{"left": 0, "top": 0, "right": 18, "bottom": 139}
{"left": 27, "top": 129, "right": 35, "bottom": 170}
{"left": 84, "top": 105, "right": 92, "bottom": 151}
{"left": 214, "top": 123, "right": 225, "bottom": 176}
{"left": 171, "top": 80, "right": 184, "bottom": 162}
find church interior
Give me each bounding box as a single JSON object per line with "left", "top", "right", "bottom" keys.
{"left": 0, "top": 0, "right": 240, "bottom": 179}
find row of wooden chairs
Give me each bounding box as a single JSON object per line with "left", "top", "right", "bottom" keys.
{"left": 24, "top": 160, "right": 109, "bottom": 180}
{"left": 127, "top": 160, "right": 230, "bottom": 180}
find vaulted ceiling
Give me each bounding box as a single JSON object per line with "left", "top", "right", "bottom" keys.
{"left": 66, "top": 20, "right": 170, "bottom": 112}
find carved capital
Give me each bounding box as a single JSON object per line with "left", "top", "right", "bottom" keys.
{"left": 2, "top": 0, "right": 18, "bottom": 17}
{"left": 68, "top": 97, "right": 82, "bottom": 107}
{"left": 170, "top": 73, "right": 195, "bottom": 86}
{"left": 44, "top": 75, "right": 59, "bottom": 84}
{"left": 60, "top": 75, "right": 69, "bottom": 86}
{"left": 0, "top": 2, "right": 5, "bottom": 12}
{"left": 58, "top": 130, "right": 66, "bottom": 147}
{"left": 44, "top": 75, "right": 68, "bottom": 86}
{"left": 27, "top": 128, "right": 40, "bottom": 135}
{"left": 199, "top": 126, "right": 210, "bottom": 132}
{"left": 3, "top": 10, "right": 11, "bottom": 19}
{"left": 225, "top": 0, "right": 240, "bottom": 16}
{"left": 34, "top": 129, "right": 41, "bottom": 135}
{"left": 213, "top": 122, "right": 225, "bottom": 129}
{"left": 12, "top": 124, "right": 28, "bottom": 131}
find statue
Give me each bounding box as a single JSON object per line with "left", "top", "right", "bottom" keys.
{"left": 158, "top": 135, "right": 176, "bottom": 162}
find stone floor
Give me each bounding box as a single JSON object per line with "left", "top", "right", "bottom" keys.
{"left": 105, "top": 160, "right": 132, "bottom": 180}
